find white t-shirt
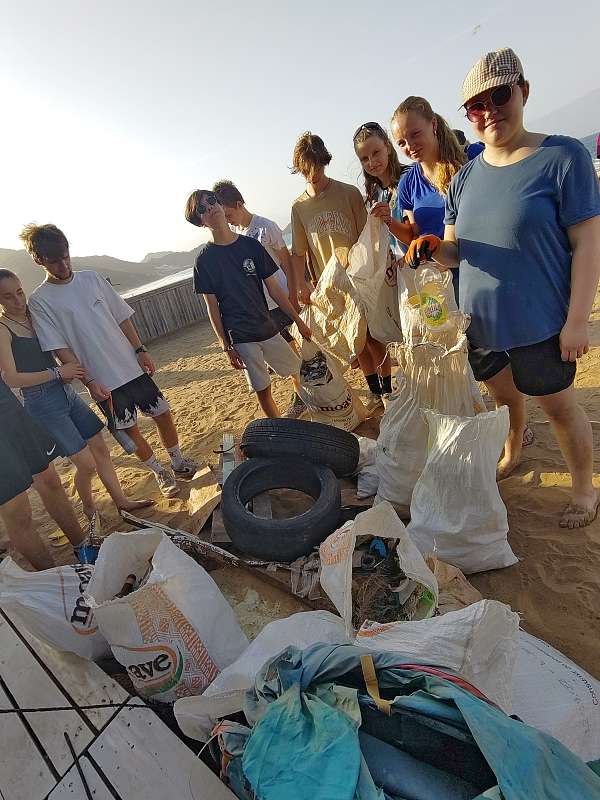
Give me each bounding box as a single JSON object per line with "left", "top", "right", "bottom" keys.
{"left": 236, "top": 214, "right": 288, "bottom": 310}
{"left": 29, "top": 271, "right": 143, "bottom": 391}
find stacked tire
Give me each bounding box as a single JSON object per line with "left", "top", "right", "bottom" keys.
{"left": 221, "top": 419, "right": 360, "bottom": 561}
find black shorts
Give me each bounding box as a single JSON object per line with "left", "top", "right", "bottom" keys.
{"left": 468, "top": 334, "right": 576, "bottom": 397}
{"left": 111, "top": 374, "right": 170, "bottom": 429}
{"left": 270, "top": 307, "right": 294, "bottom": 343}
{"left": 0, "top": 403, "right": 57, "bottom": 505}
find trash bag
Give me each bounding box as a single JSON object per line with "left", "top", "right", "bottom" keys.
{"left": 355, "top": 599, "right": 520, "bottom": 713}
{"left": 291, "top": 262, "right": 367, "bottom": 365}
{"left": 407, "top": 408, "right": 517, "bottom": 574}
{"left": 85, "top": 530, "right": 248, "bottom": 703}
{"left": 319, "top": 502, "right": 438, "bottom": 636}
{"left": 0, "top": 557, "right": 110, "bottom": 660}
{"left": 375, "top": 323, "right": 484, "bottom": 515}
{"left": 397, "top": 263, "right": 458, "bottom": 345}
{"left": 297, "top": 339, "right": 366, "bottom": 432}
{"left": 347, "top": 216, "right": 402, "bottom": 344}
{"left": 174, "top": 611, "right": 349, "bottom": 742}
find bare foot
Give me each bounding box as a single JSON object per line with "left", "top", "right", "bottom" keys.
{"left": 559, "top": 491, "right": 599, "bottom": 529}
{"left": 496, "top": 453, "right": 522, "bottom": 481}
{"left": 118, "top": 498, "right": 155, "bottom": 513}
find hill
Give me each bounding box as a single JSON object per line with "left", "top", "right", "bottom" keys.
{"left": 530, "top": 88, "right": 600, "bottom": 140}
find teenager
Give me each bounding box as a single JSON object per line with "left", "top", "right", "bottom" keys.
{"left": 0, "top": 375, "right": 88, "bottom": 569}
{"left": 23, "top": 224, "right": 197, "bottom": 498}
{"left": 290, "top": 131, "right": 390, "bottom": 404}
{"left": 0, "top": 270, "right": 153, "bottom": 523}
{"left": 212, "top": 180, "right": 305, "bottom": 419}
{"left": 452, "top": 129, "right": 485, "bottom": 160}
{"left": 185, "top": 189, "right": 312, "bottom": 418}
{"left": 353, "top": 121, "right": 411, "bottom": 398}
{"left": 406, "top": 47, "right": 600, "bottom": 528}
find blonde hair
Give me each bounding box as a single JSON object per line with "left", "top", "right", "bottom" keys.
{"left": 392, "top": 97, "right": 466, "bottom": 195}
{"left": 353, "top": 123, "right": 408, "bottom": 204}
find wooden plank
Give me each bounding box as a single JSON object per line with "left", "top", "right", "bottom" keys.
{"left": 220, "top": 433, "right": 238, "bottom": 485}
{"left": 0, "top": 714, "right": 56, "bottom": 800}
{"left": 251, "top": 491, "right": 273, "bottom": 520}
{"left": 210, "top": 506, "right": 231, "bottom": 544}
{"left": 88, "top": 706, "right": 236, "bottom": 799}
{"left": 47, "top": 759, "right": 113, "bottom": 799}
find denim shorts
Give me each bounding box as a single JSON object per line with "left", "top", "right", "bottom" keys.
{"left": 22, "top": 381, "right": 105, "bottom": 457}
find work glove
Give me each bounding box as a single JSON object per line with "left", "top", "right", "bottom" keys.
{"left": 405, "top": 234, "right": 441, "bottom": 268}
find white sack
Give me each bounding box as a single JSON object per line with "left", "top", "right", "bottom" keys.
{"left": 397, "top": 265, "right": 458, "bottom": 346}
{"left": 512, "top": 631, "right": 600, "bottom": 762}
{"left": 357, "top": 465, "right": 379, "bottom": 499}
{"left": 86, "top": 530, "right": 248, "bottom": 703}
{"left": 0, "top": 558, "right": 110, "bottom": 660}
{"left": 174, "top": 611, "right": 349, "bottom": 742}
{"left": 291, "top": 260, "right": 367, "bottom": 365}
{"left": 407, "top": 408, "right": 517, "bottom": 574}
{"left": 347, "top": 216, "right": 402, "bottom": 344}
{"left": 298, "top": 340, "right": 366, "bottom": 432}
{"left": 355, "top": 436, "right": 377, "bottom": 470}
{"left": 355, "top": 599, "right": 520, "bottom": 713}
{"left": 375, "top": 330, "right": 482, "bottom": 515}
{"left": 319, "top": 502, "right": 438, "bottom": 636}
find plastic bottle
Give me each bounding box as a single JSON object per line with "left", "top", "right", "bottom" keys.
{"left": 416, "top": 267, "right": 453, "bottom": 332}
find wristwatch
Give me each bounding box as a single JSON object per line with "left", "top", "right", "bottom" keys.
{"left": 135, "top": 345, "right": 147, "bottom": 354}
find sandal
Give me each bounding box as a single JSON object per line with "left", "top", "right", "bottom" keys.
{"left": 522, "top": 425, "right": 535, "bottom": 447}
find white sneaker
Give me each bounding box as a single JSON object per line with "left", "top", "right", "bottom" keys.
{"left": 156, "top": 468, "right": 179, "bottom": 497}
{"left": 282, "top": 394, "right": 306, "bottom": 419}
{"left": 172, "top": 456, "right": 198, "bottom": 477}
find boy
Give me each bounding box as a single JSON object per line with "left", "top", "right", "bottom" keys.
{"left": 290, "top": 131, "right": 390, "bottom": 404}
{"left": 185, "top": 189, "right": 311, "bottom": 418}
{"left": 24, "top": 224, "right": 197, "bottom": 498}
{"left": 212, "top": 179, "right": 305, "bottom": 418}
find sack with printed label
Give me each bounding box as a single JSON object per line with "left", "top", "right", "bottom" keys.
{"left": 291, "top": 259, "right": 367, "bottom": 365}
{"left": 407, "top": 407, "right": 517, "bottom": 574}
{"left": 397, "top": 264, "right": 458, "bottom": 346}
{"left": 298, "top": 340, "right": 366, "bottom": 432}
{"left": 0, "top": 557, "right": 110, "bottom": 660}
{"left": 319, "top": 501, "right": 438, "bottom": 636}
{"left": 347, "top": 216, "right": 402, "bottom": 344}
{"left": 85, "top": 530, "right": 248, "bottom": 703}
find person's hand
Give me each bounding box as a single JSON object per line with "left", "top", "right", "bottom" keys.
{"left": 137, "top": 351, "right": 155, "bottom": 376}
{"left": 87, "top": 380, "right": 111, "bottom": 402}
{"left": 58, "top": 362, "right": 85, "bottom": 383}
{"left": 296, "top": 319, "right": 312, "bottom": 341}
{"left": 405, "top": 235, "right": 442, "bottom": 268}
{"left": 298, "top": 281, "right": 314, "bottom": 306}
{"left": 559, "top": 319, "right": 589, "bottom": 362}
{"left": 225, "top": 347, "right": 245, "bottom": 370}
{"left": 370, "top": 201, "right": 392, "bottom": 226}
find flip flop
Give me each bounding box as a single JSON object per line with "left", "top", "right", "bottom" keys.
{"left": 522, "top": 425, "right": 535, "bottom": 447}
{"left": 559, "top": 497, "right": 600, "bottom": 529}
{"left": 49, "top": 535, "right": 70, "bottom": 548}
{"left": 47, "top": 530, "right": 66, "bottom": 541}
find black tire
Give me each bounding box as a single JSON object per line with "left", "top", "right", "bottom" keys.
{"left": 221, "top": 457, "right": 341, "bottom": 561}
{"left": 240, "top": 418, "right": 359, "bottom": 477}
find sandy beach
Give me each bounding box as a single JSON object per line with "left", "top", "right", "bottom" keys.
{"left": 2, "top": 289, "right": 600, "bottom": 678}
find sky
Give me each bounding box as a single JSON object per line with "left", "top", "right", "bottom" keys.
{"left": 1, "top": 0, "right": 598, "bottom": 262}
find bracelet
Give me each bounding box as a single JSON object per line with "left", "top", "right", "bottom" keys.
{"left": 49, "top": 366, "right": 64, "bottom": 384}
{"left": 83, "top": 378, "right": 95, "bottom": 386}
{"left": 135, "top": 345, "right": 147, "bottom": 354}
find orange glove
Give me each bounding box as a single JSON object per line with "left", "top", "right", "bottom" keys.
{"left": 405, "top": 234, "right": 441, "bottom": 268}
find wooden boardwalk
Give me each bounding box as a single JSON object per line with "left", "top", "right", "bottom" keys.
{"left": 0, "top": 609, "right": 234, "bottom": 800}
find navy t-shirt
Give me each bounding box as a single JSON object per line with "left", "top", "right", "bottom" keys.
{"left": 194, "top": 235, "right": 278, "bottom": 344}
{"left": 445, "top": 135, "right": 600, "bottom": 351}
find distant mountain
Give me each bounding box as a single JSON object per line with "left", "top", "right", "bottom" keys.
{"left": 530, "top": 88, "right": 600, "bottom": 140}
{"left": 580, "top": 133, "right": 598, "bottom": 159}
{"left": 0, "top": 246, "right": 202, "bottom": 296}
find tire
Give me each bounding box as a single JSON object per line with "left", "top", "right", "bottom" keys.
{"left": 221, "top": 457, "right": 341, "bottom": 561}
{"left": 240, "top": 418, "right": 359, "bottom": 477}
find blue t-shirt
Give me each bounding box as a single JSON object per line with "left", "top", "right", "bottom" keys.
{"left": 445, "top": 135, "right": 600, "bottom": 351}
{"left": 397, "top": 163, "right": 445, "bottom": 238}
{"left": 466, "top": 142, "right": 485, "bottom": 160}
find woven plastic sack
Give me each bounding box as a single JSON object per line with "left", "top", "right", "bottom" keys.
{"left": 407, "top": 407, "right": 517, "bottom": 574}
{"left": 86, "top": 530, "right": 248, "bottom": 703}
{"left": 347, "top": 216, "right": 402, "bottom": 344}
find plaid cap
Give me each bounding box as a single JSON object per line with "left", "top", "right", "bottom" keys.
{"left": 461, "top": 48, "right": 524, "bottom": 106}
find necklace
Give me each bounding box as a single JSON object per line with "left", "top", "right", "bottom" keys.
{"left": 2, "top": 314, "right": 33, "bottom": 333}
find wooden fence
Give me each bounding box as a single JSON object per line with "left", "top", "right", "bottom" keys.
{"left": 121, "top": 270, "right": 208, "bottom": 342}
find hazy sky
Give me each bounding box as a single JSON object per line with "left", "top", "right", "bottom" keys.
{"left": 1, "top": 0, "right": 597, "bottom": 261}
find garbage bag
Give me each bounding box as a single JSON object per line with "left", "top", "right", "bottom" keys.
{"left": 407, "top": 408, "right": 517, "bottom": 574}
{"left": 85, "top": 530, "right": 248, "bottom": 702}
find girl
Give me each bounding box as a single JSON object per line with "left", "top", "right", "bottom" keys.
{"left": 407, "top": 47, "right": 600, "bottom": 528}
{"left": 0, "top": 270, "right": 153, "bottom": 527}
{"left": 353, "top": 122, "right": 410, "bottom": 400}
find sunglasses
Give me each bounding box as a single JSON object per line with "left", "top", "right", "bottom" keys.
{"left": 196, "top": 193, "right": 218, "bottom": 216}
{"left": 353, "top": 121, "right": 386, "bottom": 140}
{"left": 464, "top": 84, "right": 513, "bottom": 122}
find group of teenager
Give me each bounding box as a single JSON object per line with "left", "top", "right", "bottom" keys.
{"left": 2, "top": 47, "right": 600, "bottom": 573}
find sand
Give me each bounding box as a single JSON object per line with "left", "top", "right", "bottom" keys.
{"left": 2, "top": 292, "right": 600, "bottom": 677}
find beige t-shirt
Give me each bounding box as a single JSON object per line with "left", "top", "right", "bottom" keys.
{"left": 291, "top": 178, "right": 367, "bottom": 281}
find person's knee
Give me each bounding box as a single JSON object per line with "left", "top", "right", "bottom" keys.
{"left": 74, "top": 451, "right": 97, "bottom": 479}
{"left": 1, "top": 494, "right": 32, "bottom": 527}
{"left": 537, "top": 390, "right": 579, "bottom": 425}
{"left": 33, "top": 464, "right": 62, "bottom": 491}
